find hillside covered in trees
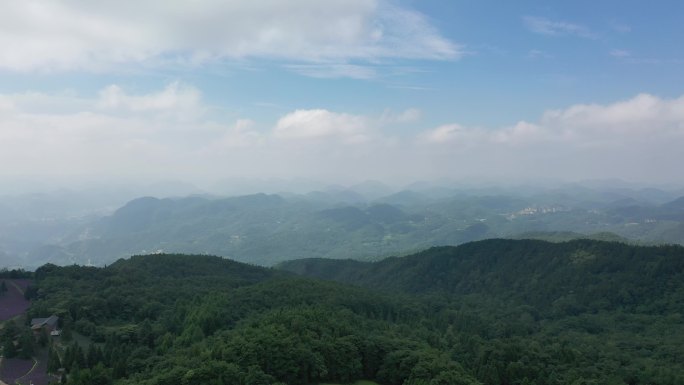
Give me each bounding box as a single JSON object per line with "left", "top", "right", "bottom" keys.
{"left": 279, "top": 239, "right": 684, "bottom": 313}
{"left": 9, "top": 239, "right": 684, "bottom": 384}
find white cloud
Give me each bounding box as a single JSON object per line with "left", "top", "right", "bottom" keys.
{"left": 422, "top": 124, "right": 480, "bottom": 144}
{"left": 273, "top": 109, "right": 370, "bottom": 143}
{"left": 273, "top": 107, "right": 422, "bottom": 143}
{"left": 394, "top": 108, "right": 422, "bottom": 123}
{"left": 380, "top": 108, "right": 422, "bottom": 124}
{"left": 96, "top": 82, "right": 204, "bottom": 120}
{"left": 212, "top": 119, "right": 263, "bottom": 149}
{"left": 0, "top": 83, "right": 431, "bottom": 184}
{"left": 425, "top": 94, "right": 684, "bottom": 146}
{"left": 0, "top": 83, "right": 419, "bottom": 183}
{"left": 419, "top": 94, "right": 684, "bottom": 182}
{"left": 543, "top": 94, "right": 683, "bottom": 126}
{"left": 0, "top": 0, "right": 460, "bottom": 73}
{"left": 1, "top": 84, "right": 683, "bottom": 185}
{"left": 490, "top": 121, "right": 547, "bottom": 144}
{"left": 523, "top": 16, "right": 597, "bottom": 39}
{"left": 0, "top": 83, "right": 230, "bottom": 179}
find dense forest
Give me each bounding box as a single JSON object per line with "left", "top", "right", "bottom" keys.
{"left": 4, "top": 239, "right": 682, "bottom": 384}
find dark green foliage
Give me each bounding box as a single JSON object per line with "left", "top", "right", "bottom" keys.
{"left": 281, "top": 239, "right": 684, "bottom": 384}
{"left": 17, "top": 327, "right": 34, "bottom": 359}
{"left": 61, "top": 321, "right": 73, "bottom": 342}
{"left": 2, "top": 322, "right": 18, "bottom": 358}
{"left": 2, "top": 338, "right": 17, "bottom": 358}
{"left": 281, "top": 239, "right": 684, "bottom": 315}
{"left": 1, "top": 320, "right": 25, "bottom": 359}
{"left": 0, "top": 269, "right": 32, "bottom": 279}
{"left": 26, "top": 240, "right": 684, "bottom": 385}
{"left": 24, "top": 284, "right": 38, "bottom": 300}
{"left": 38, "top": 327, "right": 49, "bottom": 347}
{"left": 48, "top": 347, "right": 62, "bottom": 373}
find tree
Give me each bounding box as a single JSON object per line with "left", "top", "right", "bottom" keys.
{"left": 81, "top": 363, "right": 112, "bottom": 385}
{"left": 19, "top": 329, "right": 35, "bottom": 359}
{"left": 24, "top": 285, "right": 38, "bottom": 300}
{"left": 69, "top": 364, "right": 81, "bottom": 385}
{"left": 62, "top": 321, "right": 73, "bottom": 342}
{"left": 2, "top": 338, "right": 17, "bottom": 358}
{"left": 112, "top": 356, "right": 127, "bottom": 379}
{"left": 1, "top": 320, "right": 18, "bottom": 341}
{"left": 243, "top": 366, "right": 277, "bottom": 385}
{"left": 86, "top": 344, "right": 104, "bottom": 368}
{"left": 48, "top": 347, "right": 63, "bottom": 373}
{"left": 39, "top": 328, "right": 49, "bottom": 347}
{"left": 137, "top": 319, "right": 154, "bottom": 348}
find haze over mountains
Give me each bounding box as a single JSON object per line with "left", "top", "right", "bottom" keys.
{"left": 2, "top": 179, "right": 684, "bottom": 269}
{"left": 2, "top": 1, "right": 684, "bottom": 384}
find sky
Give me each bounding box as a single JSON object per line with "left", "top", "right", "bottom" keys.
{"left": 0, "top": 0, "right": 683, "bottom": 189}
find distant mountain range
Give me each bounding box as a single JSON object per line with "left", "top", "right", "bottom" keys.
{"left": 2, "top": 183, "right": 684, "bottom": 268}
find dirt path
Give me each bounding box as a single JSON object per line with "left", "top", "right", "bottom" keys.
{"left": 16, "top": 358, "right": 38, "bottom": 385}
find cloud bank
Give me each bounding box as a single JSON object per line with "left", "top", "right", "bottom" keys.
{"left": 421, "top": 94, "right": 684, "bottom": 182}
{"left": 0, "top": 0, "right": 460, "bottom": 73}
{"left": 0, "top": 84, "right": 682, "bottom": 184}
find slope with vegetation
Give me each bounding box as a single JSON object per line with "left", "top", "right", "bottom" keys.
{"left": 17, "top": 239, "right": 684, "bottom": 385}
{"left": 27, "top": 254, "right": 479, "bottom": 385}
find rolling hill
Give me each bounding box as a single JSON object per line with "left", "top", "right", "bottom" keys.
{"left": 19, "top": 239, "right": 684, "bottom": 384}
{"left": 279, "top": 239, "right": 684, "bottom": 316}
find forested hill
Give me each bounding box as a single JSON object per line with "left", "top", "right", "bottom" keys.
{"left": 279, "top": 239, "right": 684, "bottom": 315}
{"left": 26, "top": 254, "right": 483, "bottom": 385}
{"left": 14, "top": 242, "right": 684, "bottom": 384}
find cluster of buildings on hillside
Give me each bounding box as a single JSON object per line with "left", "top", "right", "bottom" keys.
{"left": 505, "top": 206, "right": 570, "bottom": 220}
{"left": 30, "top": 315, "right": 61, "bottom": 337}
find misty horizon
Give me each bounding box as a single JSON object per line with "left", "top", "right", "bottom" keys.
{"left": 1, "top": 175, "right": 684, "bottom": 199}
{"left": 1, "top": 0, "right": 684, "bottom": 270}
{"left": 1, "top": 3, "right": 683, "bottom": 385}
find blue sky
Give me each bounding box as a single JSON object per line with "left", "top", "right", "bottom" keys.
{"left": 0, "top": 0, "right": 683, "bottom": 187}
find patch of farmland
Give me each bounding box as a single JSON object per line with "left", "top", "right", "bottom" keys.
{"left": 9, "top": 279, "right": 31, "bottom": 292}
{"left": 0, "top": 358, "right": 34, "bottom": 385}
{"left": 17, "top": 348, "right": 50, "bottom": 385}
{"left": 0, "top": 280, "right": 31, "bottom": 321}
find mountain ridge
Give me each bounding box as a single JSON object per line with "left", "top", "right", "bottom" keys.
{"left": 279, "top": 238, "right": 684, "bottom": 315}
